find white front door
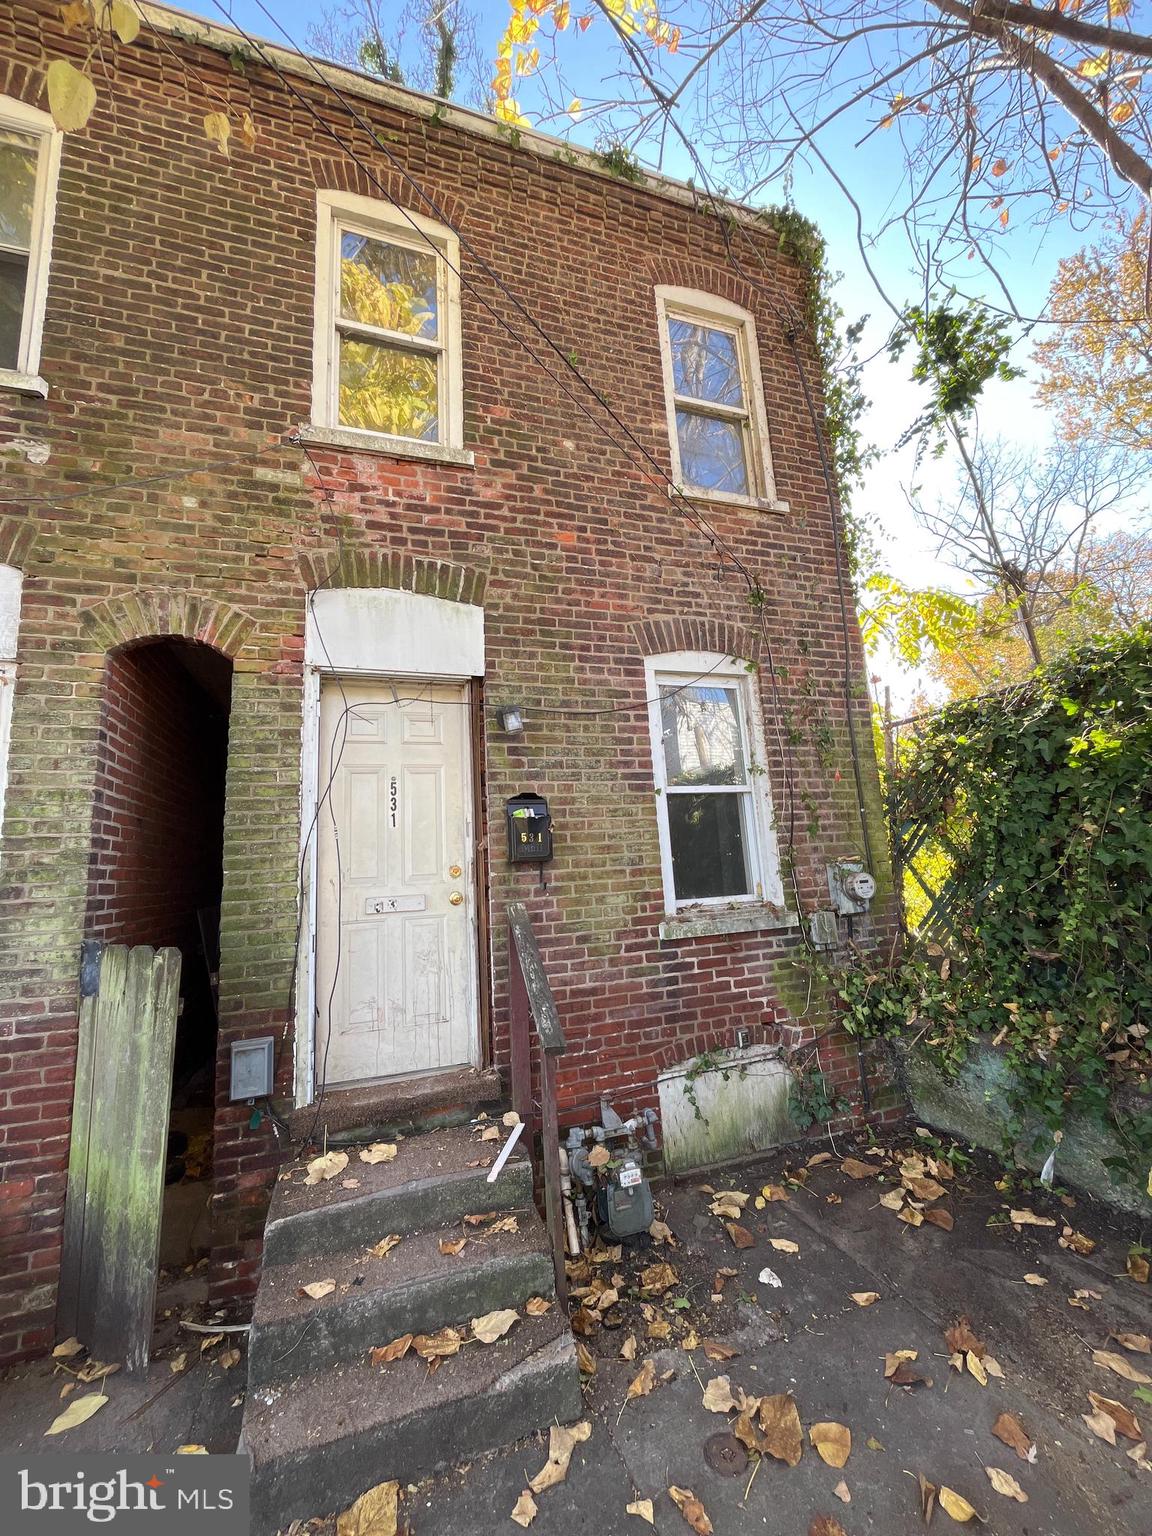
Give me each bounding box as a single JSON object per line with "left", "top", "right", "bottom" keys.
{"left": 315, "top": 678, "right": 477, "bottom": 1087}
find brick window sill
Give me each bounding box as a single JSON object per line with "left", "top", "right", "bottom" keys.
{"left": 659, "top": 906, "right": 800, "bottom": 942}
{"left": 297, "top": 424, "right": 475, "bottom": 468}
{"left": 0, "top": 369, "right": 48, "bottom": 398}
{"left": 668, "top": 484, "right": 789, "bottom": 516}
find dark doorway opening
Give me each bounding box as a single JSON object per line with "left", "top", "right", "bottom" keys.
{"left": 85, "top": 637, "right": 233, "bottom": 1278}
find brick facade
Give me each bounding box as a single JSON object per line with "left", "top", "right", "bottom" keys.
{"left": 0, "top": 1, "right": 900, "bottom": 1364}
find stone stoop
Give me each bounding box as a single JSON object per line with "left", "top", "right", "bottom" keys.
{"left": 241, "top": 1126, "right": 582, "bottom": 1535}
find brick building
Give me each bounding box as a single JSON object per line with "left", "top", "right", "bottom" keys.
{"left": 0, "top": 0, "right": 897, "bottom": 1369}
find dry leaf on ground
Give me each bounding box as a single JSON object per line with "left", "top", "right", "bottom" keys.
{"left": 412, "top": 1328, "right": 462, "bottom": 1362}
{"left": 341, "top": 1178, "right": 361, "bottom": 1189}
{"left": 809, "top": 1421, "right": 851, "bottom": 1468}
{"left": 479, "top": 1126, "right": 501, "bottom": 1142}
{"left": 528, "top": 1421, "right": 591, "bottom": 1493}
{"left": 299, "top": 1280, "right": 336, "bottom": 1300}
{"left": 576, "top": 1341, "right": 597, "bottom": 1375}
{"left": 626, "top": 1498, "right": 654, "bottom": 1523}
{"left": 919, "top": 1474, "right": 937, "bottom": 1523}
{"left": 337, "top": 1479, "right": 399, "bottom": 1536}
{"left": 647, "top": 1320, "right": 672, "bottom": 1341}
{"left": 1023, "top": 1273, "right": 1047, "bottom": 1286}
{"left": 761, "top": 1183, "right": 791, "bottom": 1201}
{"left": 725, "top": 1222, "right": 755, "bottom": 1249}
{"left": 620, "top": 1334, "right": 638, "bottom": 1361}
{"left": 45, "top": 1394, "right": 107, "bottom": 1435}
{"left": 169, "top": 1353, "right": 187, "bottom": 1374}
{"left": 1059, "top": 1228, "right": 1096, "bottom": 1255}
{"left": 526, "top": 1296, "right": 553, "bottom": 1316}
{"left": 833, "top": 1481, "right": 851, "bottom": 1504}
{"left": 369, "top": 1235, "right": 402, "bottom": 1259}
{"left": 770, "top": 1238, "right": 800, "bottom": 1254}
{"left": 923, "top": 1208, "right": 955, "bottom": 1231}
{"left": 938, "top": 1486, "right": 980, "bottom": 1522}
{"left": 883, "top": 1349, "right": 917, "bottom": 1377}
{"left": 219, "top": 1347, "right": 240, "bottom": 1370}
{"left": 668, "top": 1486, "right": 713, "bottom": 1535}
{"left": 649, "top": 1220, "right": 676, "bottom": 1243}
{"left": 1094, "top": 1350, "right": 1151, "bottom": 1384}
{"left": 966, "top": 1352, "right": 988, "bottom": 1387}
{"left": 986, "top": 1466, "right": 1027, "bottom": 1502}
{"left": 898, "top": 1207, "right": 924, "bottom": 1228}
{"left": 1008, "top": 1209, "right": 1055, "bottom": 1227}
{"left": 1112, "top": 1333, "right": 1151, "bottom": 1354}
{"left": 1083, "top": 1409, "right": 1118, "bottom": 1445}
{"left": 488, "top": 1216, "right": 519, "bottom": 1234}
{"left": 370, "top": 1336, "right": 412, "bottom": 1365}
{"left": 304, "top": 1151, "right": 348, "bottom": 1184}
{"left": 1088, "top": 1391, "right": 1142, "bottom": 1441}
{"left": 358, "top": 1143, "right": 397, "bottom": 1165}
{"left": 851, "top": 1292, "right": 880, "bottom": 1306}
{"left": 176, "top": 1445, "right": 208, "bottom": 1454}
{"left": 626, "top": 1359, "right": 657, "bottom": 1401}
{"left": 52, "top": 1337, "right": 83, "bottom": 1359}
{"left": 640, "top": 1262, "right": 679, "bottom": 1294}
{"left": 879, "top": 1188, "right": 906, "bottom": 1211}
{"left": 840, "top": 1157, "right": 878, "bottom": 1179}
{"left": 439, "top": 1237, "right": 466, "bottom": 1256}
{"left": 944, "top": 1319, "right": 986, "bottom": 1358}
{"left": 702, "top": 1339, "right": 738, "bottom": 1361}
{"left": 502, "top": 1111, "right": 520, "bottom": 1127}
{"left": 904, "top": 1175, "right": 948, "bottom": 1202}
{"left": 992, "top": 1411, "right": 1034, "bottom": 1460}
{"left": 1128, "top": 1253, "right": 1150, "bottom": 1283}
{"left": 809, "top": 1518, "right": 848, "bottom": 1536}
{"left": 758, "top": 1393, "right": 803, "bottom": 1465}
{"left": 702, "top": 1376, "right": 739, "bottom": 1414}
{"left": 510, "top": 1490, "right": 537, "bottom": 1528}
{"left": 471, "top": 1309, "right": 518, "bottom": 1344}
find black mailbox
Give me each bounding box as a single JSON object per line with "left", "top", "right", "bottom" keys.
{"left": 506, "top": 793, "right": 553, "bottom": 863}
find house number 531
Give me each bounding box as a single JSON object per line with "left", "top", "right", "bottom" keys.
{"left": 389, "top": 775, "right": 398, "bottom": 828}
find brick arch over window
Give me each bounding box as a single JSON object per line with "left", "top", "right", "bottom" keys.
{"left": 633, "top": 615, "right": 761, "bottom": 665}
{"left": 80, "top": 591, "right": 256, "bottom": 658}
{"left": 0, "top": 515, "right": 38, "bottom": 571}
{"left": 308, "top": 161, "right": 468, "bottom": 231}
{"left": 646, "top": 257, "right": 761, "bottom": 315}
{"left": 298, "top": 549, "right": 487, "bottom": 607}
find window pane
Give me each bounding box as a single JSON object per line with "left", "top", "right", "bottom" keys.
{"left": 338, "top": 338, "right": 439, "bottom": 440}
{"left": 0, "top": 129, "right": 38, "bottom": 251}
{"left": 668, "top": 318, "right": 744, "bottom": 407}
{"left": 676, "top": 409, "right": 750, "bottom": 495}
{"left": 660, "top": 684, "right": 746, "bottom": 786}
{"left": 667, "top": 792, "right": 752, "bottom": 900}
{"left": 0, "top": 249, "right": 28, "bottom": 372}
{"left": 339, "top": 231, "right": 438, "bottom": 339}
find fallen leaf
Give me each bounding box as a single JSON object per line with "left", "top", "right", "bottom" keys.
{"left": 176, "top": 1444, "right": 208, "bottom": 1454}
{"left": 898, "top": 1207, "right": 924, "bottom": 1228}
{"left": 807, "top": 1152, "right": 833, "bottom": 1167}
{"left": 52, "top": 1337, "right": 83, "bottom": 1359}
{"left": 770, "top": 1238, "right": 800, "bottom": 1254}
{"left": 1094, "top": 1350, "right": 1151, "bottom": 1384}
{"left": 45, "top": 1393, "right": 107, "bottom": 1435}
{"left": 439, "top": 1237, "right": 467, "bottom": 1256}
{"left": 984, "top": 1356, "right": 1004, "bottom": 1380}
{"left": 879, "top": 1188, "right": 906, "bottom": 1211}
{"left": 341, "top": 1178, "right": 361, "bottom": 1189}
{"left": 725, "top": 1223, "right": 755, "bottom": 1249}
{"left": 938, "top": 1486, "right": 979, "bottom": 1522}
{"left": 840, "top": 1157, "right": 878, "bottom": 1179}
{"left": 904, "top": 1175, "right": 948, "bottom": 1201}
{"left": 478, "top": 1125, "right": 500, "bottom": 1142}
{"left": 1083, "top": 1408, "right": 1117, "bottom": 1445}
{"left": 412, "top": 1327, "right": 462, "bottom": 1361}
{"left": 992, "top": 1412, "right": 1034, "bottom": 1460}
{"left": 1059, "top": 1227, "right": 1096, "bottom": 1255}
{"left": 668, "top": 1486, "right": 712, "bottom": 1535}
{"left": 639, "top": 1262, "right": 679, "bottom": 1294}
{"left": 833, "top": 1480, "right": 851, "bottom": 1503}
{"left": 945, "top": 1318, "right": 986, "bottom": 1357}
{"left": 1023, "top": 1273, "right": 1047, "bottom": 1286}
{"left": 510, "top": 1490, "right": 537, "bottom": 1528}
{"left": 702, "top": 1339, "right": 738, "bottom": 1361}
{"left": 488, "top": 1215, "right": 519, "bottom": 1234}
{"left": 620, "top": 1335, "right": 638, "bottom": 1361}
{"left": 919, "top": 1473, "right": 937, "bottom": 1523}
{"left": 304, "top": 1150, "right": 348, "bottom": 1185}
{"left": 985, "top": 1466, "right": 1027, "bottom": 1502}
{"left": 758, "top": 1393, "right": 803, "bottom": 1465}
{"left": 810, "top": 1518, "right": 848, "bottom": 1536}
{"left": 528, "top": 1421, "right": 591, "bottom": 1492}
{"left": 218, "top": 1347, "right": 240, "bottom": 1370}
{"left": 809, "top": 1421, "right": 851, "bottom": 1467}
{"left": 576, "top": 1341, "right": 597, "bottom": 1375}
{"left": 1113, "top": 1333, "right": 1152, "bottom": 1354}
{"left": 702, "top": 1376, "right": 739, "bottom": 1414}
{"left": 649, "top": 1220, "right": 675, "bottom": 1243}
{"left": 626, "top": 1499, "right": 654, "bottom": 1523}
{"left": 370, "top": 1336, "right": 413, "bottom": 1365}
{"left": 851, "top": 1292, "right": 880, "bottom": 1307}
{"left": 1009, "top": 1209, "right": 1055, "bottom": 1227}
{"left": 526, "top": 1296, "right": 553, "bottom": 1317}
{"left": 337, "top": 1478, "right": 399, "bottom": 1536}
{"left": 76, "top": 1359, "right": 119, "bottom": 1381}
{"left": 883, "top": 1349, "right": 918, "bottom": 1377}
{"left": 299, "top": 1280, "right": 336, "bottom": 1300}
{"left": 923, "top": 1207, "right": 955, "bottom": 1231}
{"left": 1128, "top": 1253, "right": 1150, "bottom": 1284}
{"left": 682, "top": 1330, "right": 700, "bottom": 1351}
{"left": 502, "top": 1110, "right": 520, "bottom": 1127}
{"left": 1088, "top": 1391, "right": 1142, "bottom": 1441}
{"left": 472, "top": 1308, "right": 519, "bottom": 1344}
{"left": 966, "top": 1352, "right": 988, "bottom": 1387}
{"left": 761, "top": 1183, "right": 791, "bottom": 1201}
{"left": 647, "top": 1320, "right": 671, "bottom": 1341}
{"left": 369, "top": 1235, "right": 402, "bottom": 1259}
{"left": 169, "top": 1353, "right": 187, "bottom": 1374}
{"left": 359, "top": 1143, "right": 397, "bottom": 1164}
{"left": 626, "top": 1359, "right": 657, "bottom": 1401}
{"left": 587, "top": 1145, "right": 611, "bottom": 1167}
{"left": 758, "top": 1266, "right": 783, "bottom": 1288}
{"left": 867, "top": 1435, "right": 885, "bottom": 1451}
{"left": 1127, "top": 1441, "right": 1152, "bottom": 1471}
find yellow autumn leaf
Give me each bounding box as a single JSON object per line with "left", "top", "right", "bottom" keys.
{"left": 46, "top": 59, "right": 97, "bottom": 132}
{"left": 939, "top": 1486, "right": 980, "bottom": 1522}
{"left": 809, "top": 1421, "right": 852, "bottom": 1467}
{"left": 471, "top": 1308, "right": 519, "bottom": 1344}
{"left": 204, "top": 111, "right": 231, "bottom": 157}
{"left": 985, "top": 1466, "right": 1027, "bottom": 1502}
{"left": 109, "top": 0, "right": 140, "bottom": 43}
{"left": 337, "top": 1479, "right": 399, "bottom": 1536}
{"left": 510, "top": 1490, "right": 537, "bottom": 1528}
{"left": 45, "top": 1393, "right": 107, "bottom": 1435}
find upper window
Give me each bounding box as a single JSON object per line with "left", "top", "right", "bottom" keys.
{"left": 0, "top": 97, "right": 62, "bottom": 390}
{"left": 655, "top": 287, "right": 777, "bottom": 506}
{"left": 312, "top": 191, "right": 463, "bottom": 451}
{"left": 645, "top": 651, "right": 783, "bottom": 912}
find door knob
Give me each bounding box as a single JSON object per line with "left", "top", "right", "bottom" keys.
{"left": 448, "top": 891, "right": 464, "bottom": 906}
{"left": 449, "top": 864, "right": 462, "bottom": 878}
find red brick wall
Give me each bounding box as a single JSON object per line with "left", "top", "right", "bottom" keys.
{"left": 0, "top": 2, "right": 901, "bottom": 1363}
{"left": 86, "top": 641, "right": 229, "bottom": 952}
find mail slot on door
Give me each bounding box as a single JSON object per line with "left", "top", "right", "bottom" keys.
{"left": 505, "top": 792, "right": 553, "bottom": 863}
{"left": 364, "top": 895, "right": 427, "bottom": 915}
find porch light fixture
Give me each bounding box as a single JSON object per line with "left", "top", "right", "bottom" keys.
{"left": 498, "top": 705, "right": 525, "bottom": 735}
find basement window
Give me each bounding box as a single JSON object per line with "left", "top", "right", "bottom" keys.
{"left": 0, "top": 96, "right": 61, "bottom": 395}
{"left": 310, "top": 190, "right": 465, "bottom": 460}
{"left": 655, "top": 286, "right": 779, "bottom": 508}
{"left": 644, "top": 651, "right": 783, "bottom": 913}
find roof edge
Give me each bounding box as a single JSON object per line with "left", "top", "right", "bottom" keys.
{"left": 140, "top": 1, "right": 776, "bottom": 231}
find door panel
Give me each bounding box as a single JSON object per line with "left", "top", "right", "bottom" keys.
{"left": 315, "top": 679, "right": 476, "bottom": 1087}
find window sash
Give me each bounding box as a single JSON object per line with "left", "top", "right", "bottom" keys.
{"left": 0, "top": 108, "right": 55, "bottom": 378}
{"left": 666, "top": 310, "right": 755, "bottom": 494}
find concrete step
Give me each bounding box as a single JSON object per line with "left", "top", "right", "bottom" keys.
{"left": 244, "top": 1312, "right": 581, "bottom": 1535}
{"left": 247, "top": 1215, "right": 556, "bottom": 1392}
{"left": 281, "top": 1066, "right": 503, "bottom": 1143}
{"left": 263, "top": 1126, "right": 532, "bottom": 1266}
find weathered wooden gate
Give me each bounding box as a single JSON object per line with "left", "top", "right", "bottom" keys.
{"left": 59, "top": 942, "right": 182, "bottom": 1372}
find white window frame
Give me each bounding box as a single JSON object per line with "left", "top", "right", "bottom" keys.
{"left": 0, "top": 565, "right": 23, "bottom": 852}
{"left": 655, "top": 286, "right": 779, "bottom": 510}
{"left": 0, "top": 95, "right": 62, "bottom": 397}
{"left": 310, "top": 190, "right": 464, "bottom": 457}
{"left": 644, "top": 650, "right": 783, "bottom": 914}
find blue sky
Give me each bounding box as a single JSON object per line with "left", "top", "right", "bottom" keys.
{"left": 184, "top": 1, "right": 1123, "bottom": 699}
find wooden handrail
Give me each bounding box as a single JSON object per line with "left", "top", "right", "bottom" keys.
{"left": 506, "top": 902, "right": 568, "bottom": 1306}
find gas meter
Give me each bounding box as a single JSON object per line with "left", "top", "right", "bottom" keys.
{"left": 566, "top": 1098, "right": 659, "bottom": 1245}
